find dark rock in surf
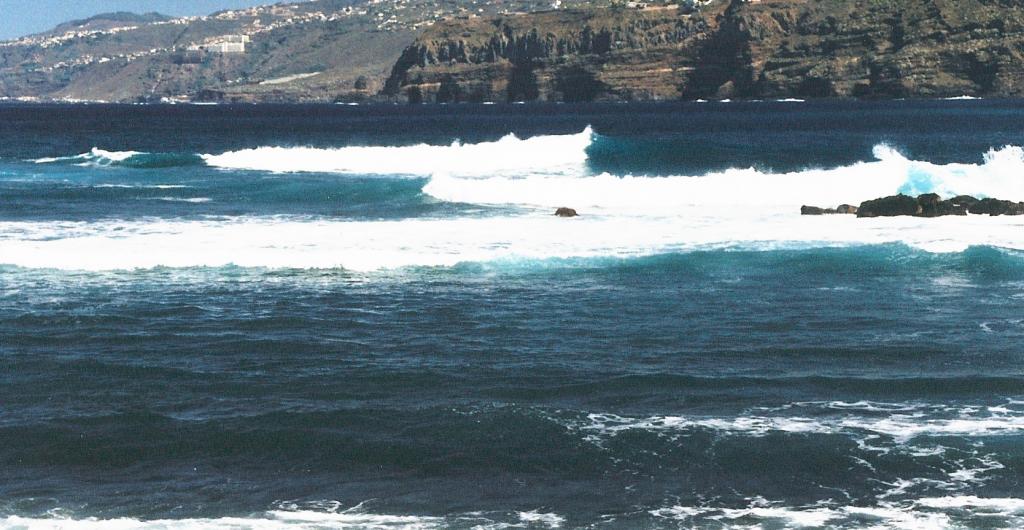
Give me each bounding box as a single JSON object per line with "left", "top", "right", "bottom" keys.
{"left": 555, "top": 207, "right": 578, "bottom": 217}
{"left": 807, "top": 192, "right": 1024, "bottom": 219}
{"left": 916, "top": 193, "right": 943, "bottom": 217}
{"left": 968, "top": 198, "right": 1024, "bottom": 216}
{"left": 914, "top": 193, "right": 968, "bottom": 217}
{"left": 850, "top": 193, "right": 1024, "bottom": 218}
{"left": 950, "top": 195, "right": 979, "bottom": 208}
{"left": 857, "top": 194, "right": 923, "bottom": 217}
{"left": 907, "top": 193, "right": 963, "bottom": 217}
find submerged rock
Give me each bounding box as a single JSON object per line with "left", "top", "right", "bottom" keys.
{"left": 554, "top": 207, "right": 578, "bottom": 217}
{"left": 801, "top": 204, "right": 858, "bottom": 215}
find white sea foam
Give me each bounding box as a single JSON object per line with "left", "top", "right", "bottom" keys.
{"left": 580, "top": 400, "right": 1024, "bottom": 442}
{"left": 424, "top": 144, "right": 1024, "bottom": 212}
{"left": 0, "top": 510, "right": 444, "bottom": 529}
{"left": 150, "top": 197, "right": 212, "bottom": 203}
{"left": 3, "top": 210, "right": 1024, "bottom": 271}
{"left": 516, "top": 511, "right": 564, "bottom": 527}
{"left": 93, "top": 184, "right": 191, "bottom": 189}
{"left": 10, "top": 139, "right": 1024, "bottom": 271}
{"left": 816, "top": 401, "right": 923, "bottom": 413}
{"left": 915, "top": 495, "right": 1024, "bottom": 511}
{"left": 651, "top": 502, "right": 969, "bottom": 529}
{"left": 651, "top": 492, "right": 1024, "bottom": 529}
{"left": 200, "top": 128, "right": 592, "bottom": 177}
{"left": 652, "top": 499, "right": 847, "bottom": 527}
{"left": 0, "top": 507, "right": 573, "bottom": 530}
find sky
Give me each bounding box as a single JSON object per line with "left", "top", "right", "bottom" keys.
{"left": 0, "top": 0, "right": 279, "bottom": 40}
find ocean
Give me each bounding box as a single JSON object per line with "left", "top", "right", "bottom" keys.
{"left": 2, "top": 100, "right": 1024, "bottom": 529}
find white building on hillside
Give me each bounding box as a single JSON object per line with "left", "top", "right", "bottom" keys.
{"left": 187, "top": 35, "right": 250, "bottom": 54}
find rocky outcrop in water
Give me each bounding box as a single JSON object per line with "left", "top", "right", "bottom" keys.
{"left": 804, "top": 194, "right": 1024, "bottom": 217}
{"left": 968, "top": 198, "right": 1024, "bottom": 216}
{"left": 384, "top": 0, "right": 1024, "bottom": 103}
{"left": 855, "top": 193, "right": 1024, "bottom": 217}
{"left": 555, "top": 207, "right": 579, "bottom": 217}
{"left": 801, "top": 204, "right": 858, "bottom": 215}
{"left": 857, "top": 195, "right": 927, "bottom": 217}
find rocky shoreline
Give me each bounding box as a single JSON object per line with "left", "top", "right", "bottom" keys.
{"left": 802, "top": 194, "right": 1024, "bottom": 218}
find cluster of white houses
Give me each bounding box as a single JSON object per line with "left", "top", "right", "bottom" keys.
{"left": 187, "top": 35, "right": 250, "bottom": 54}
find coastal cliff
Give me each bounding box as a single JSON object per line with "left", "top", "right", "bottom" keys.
{"left": 384, "top": 0, "right": 1024, "bottom": 102}
{"left": 4, "top": 0, "right": 1024, "bottom": 103}
{"left": 382, "top": 5, "right": 721, "bottom": 102}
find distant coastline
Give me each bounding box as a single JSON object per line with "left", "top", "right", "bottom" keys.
{"left": 2, "top": 0, "right": 1021, "bottom": 104}
{"left": 0, "top": 95, "right": 992, "bottom": 106}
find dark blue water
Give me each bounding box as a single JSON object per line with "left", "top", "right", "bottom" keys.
{"left": 3, "top": 101, "right": 1024, "bottom": 528}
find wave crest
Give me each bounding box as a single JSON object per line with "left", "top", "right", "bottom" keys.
{"left": 32, "top": 148, "right": 203, "bottom": 169}
{"left": 200, "top": 127, "right": 593, "bottom": 177}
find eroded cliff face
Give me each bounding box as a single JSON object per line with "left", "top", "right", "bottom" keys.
{"left": 733, "top": 0, "right": 1024, "bottom": 99}
{"left": 383, "top": 0, "right": 1024, "bottom": 102}
{"left": 382, "top": 6, "right": 724, "bottom": 102}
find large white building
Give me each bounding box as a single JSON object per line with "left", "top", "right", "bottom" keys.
{"left": 187, "top": 35, "right": 250, "bottom": 54}
{"left": 206, "top": 42, "right": 246, "bottom": 53}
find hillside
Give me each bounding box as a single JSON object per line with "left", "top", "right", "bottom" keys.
{"left": 0, "top": 0, "right": 578, "bottom": 103}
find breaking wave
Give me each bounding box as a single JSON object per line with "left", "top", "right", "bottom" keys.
{"left": 200, "top": 127, "right": 593, "bottom": 176}
{"left": 32, "top": 148, "right": 203, "bottom": 169}
{"left": 424, "top": 144, "right": 1024, "bottom": 212}
{"left": 24, "top": 134, "right": 1024, "bottom": 211}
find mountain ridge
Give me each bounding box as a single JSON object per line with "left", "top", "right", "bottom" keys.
{"left": 50, "top": 12, "right": 175, "bottom": 35}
